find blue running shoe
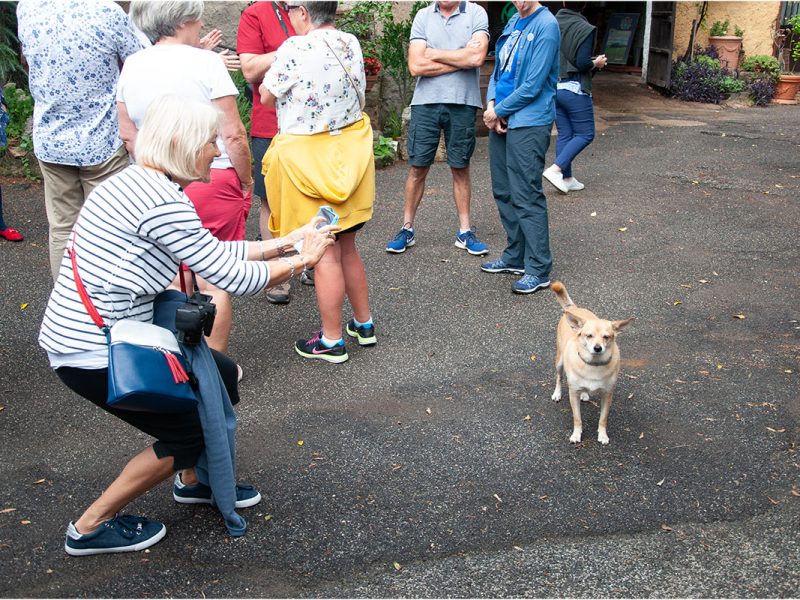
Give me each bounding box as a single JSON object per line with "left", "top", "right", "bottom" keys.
{"left": 173, "top": 473, "right": 262, "bottom": 508}
{"left": 513, "top": 274, "right": 551, "bottom": 295}
{"left": 346, "top": 318, "right": 377, "bottom": 346}
{"left": 455, "top": 230, "right": 488, "bottom": 256}
{"left": 386, "top": 227, "right": 415, "bottom": 253}
{"left": 480, "top": 258, "right": 524, "bottom": 275}
{"left": 64, "top": 515, "right": 166, "bottom": 556}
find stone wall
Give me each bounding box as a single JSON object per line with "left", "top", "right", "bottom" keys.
{"left": 673, "top": 1, "right": 781, "bottom": 60}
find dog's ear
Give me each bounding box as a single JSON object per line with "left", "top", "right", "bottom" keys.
{"left": 565, "top": 309, "right": 584, "bottom": 332}
{"left": 612, "top": 317, "right": 635, "bottom": 332}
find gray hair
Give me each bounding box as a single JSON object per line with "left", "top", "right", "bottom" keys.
{"left": 129, "top": 0, "right": 204, "bottom": 44}
{"left": 290, "top": 1, "right": 338, "bottom": 27}
{"left": 135, "top": 95, "right": 220, "bottom": 182}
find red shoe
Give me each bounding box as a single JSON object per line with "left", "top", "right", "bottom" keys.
{"left": 0, "top": 227, "right": 24, "bottom": 242}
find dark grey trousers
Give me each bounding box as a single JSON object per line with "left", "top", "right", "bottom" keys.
{"left": 489, "top": 125, "right": 553, "bottom": 277}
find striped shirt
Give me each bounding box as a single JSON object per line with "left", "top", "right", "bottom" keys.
{"left": 39, "top": 165, "right": 270, "bottom": 367}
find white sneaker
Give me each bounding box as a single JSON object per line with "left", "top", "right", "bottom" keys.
{"left": 564, "top": 177, "right": 585, "bottom": 191}
{"left": 543, "top": 166, "right": 569, "bottom": 193}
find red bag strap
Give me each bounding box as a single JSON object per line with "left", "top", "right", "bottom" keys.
{"left": 68, "top": 231, "right": 107, "bottom": 331}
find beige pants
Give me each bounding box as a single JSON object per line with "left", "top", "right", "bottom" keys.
{"left": 39, "top": 145, "right": 130, "bottom": 280}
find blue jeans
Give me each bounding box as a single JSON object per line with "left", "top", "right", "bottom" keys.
{"left": 554, "top": 89, "right": 595, "bottom": 178}
{"left": 489, "top": 126, "right": 552, "bottom": 277}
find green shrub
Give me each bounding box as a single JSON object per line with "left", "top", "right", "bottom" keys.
{"left": 229, "top": 70, "right": 251, "bottom": 135}
{"left": 373, "top": 134, "right": 396, "bottom": 167}
{"left": 719, "top": 75, "right": 744, "bottom": 94}
{"left": 740, "top": 55, "right": 780, "bottom": 83}
{"left": 2, "top": 82, "right": 33, "bottom": 141}
{"left": 734, "top": 26, "right": 744, "bottom": 38}
{"left": 382, "top": 109, "right": 402, "bottom": 139}
{"left": 709, "top": 19, "right": 729, "bottom": 36}
{"left": 696, "top": 54, "right": 720, "bottom": 69}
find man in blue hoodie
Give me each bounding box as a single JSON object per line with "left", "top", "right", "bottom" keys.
{"left": 480, "top": 0, "right": 560, "bottom": 294}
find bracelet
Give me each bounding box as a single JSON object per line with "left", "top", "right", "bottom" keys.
{"left": 297, "top": 254, "right": 309, "bottom": 272}
{"left": 275, "top": 237, "right": 287, "bottom": 258}
{"left": 279, "top": 256, "right": 295, "bottom": 279}
{"left": 260, "top": 240, "right": 268, "bottom": 262}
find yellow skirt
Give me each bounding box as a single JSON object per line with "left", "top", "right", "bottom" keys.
{"left": 262, "top": 114, "right": 375, "bottom": 237}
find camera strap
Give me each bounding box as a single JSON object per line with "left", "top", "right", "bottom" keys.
{"left": 178, "top": 265, "right": 201, "bottom": 297}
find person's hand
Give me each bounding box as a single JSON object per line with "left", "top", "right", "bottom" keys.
{"left": 593, "top": 54, "right": 608, "bottom": 70}
{"left": 299, "top": 217, "right": 340, "bottom": 266}
{"left": 483, "top": 104, "right": 498, "bottom": 130}
{"left": 241, "top": 179, "right": 253, "bottom": 198}
{"left": 494, "top": 117, "right": 508, "bottom": 135}
{"left": 199, "top": 28, "right": 223, "bottom": 51}
{"left": 218, "top": 48, "right": 241, "bottom": 72}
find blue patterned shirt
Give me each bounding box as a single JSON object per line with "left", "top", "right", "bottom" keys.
{"left": 17, "top": 0, "right": 142, "bottom": 166}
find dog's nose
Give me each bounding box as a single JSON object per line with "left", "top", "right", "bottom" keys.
{"left": 593, "top": 344, "right": 602, "bottom": 353}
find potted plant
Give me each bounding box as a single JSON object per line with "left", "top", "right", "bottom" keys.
{"left": 363, "top": 54, "right": 381, "bottom": 93}
{"left": 708, "top": 19, "right": 743, "bottom": 71}
{"left": 772, "top": 15, "right": 800, "bottom": 104}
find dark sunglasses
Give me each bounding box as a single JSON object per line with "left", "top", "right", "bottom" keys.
{"left": 279, "top": 2, "right": 302, "bottom": 11}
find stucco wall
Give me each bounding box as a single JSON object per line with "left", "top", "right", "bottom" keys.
{"left": 674, "top": 1, "right": 781, "bottom": 60}
{"left": 201, "top": 1, "right": 249, "bottom": 47}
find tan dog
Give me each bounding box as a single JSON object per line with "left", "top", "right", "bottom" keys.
{"left": 550, "top": 281, "right": 634, "bottom": 445}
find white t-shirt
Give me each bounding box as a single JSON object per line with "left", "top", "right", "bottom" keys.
{"left": 264, "top": 29, "right": 364, "bottom": 135}
{"left": 117, "top": 44, "right": 238, "bottom": 170}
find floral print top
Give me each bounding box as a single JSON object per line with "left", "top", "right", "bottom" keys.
{"left": 17, "top": 0, "right": 142, "bottom": 166}
{"left": 264, "top": 29, "right": 365, "bottom": 135}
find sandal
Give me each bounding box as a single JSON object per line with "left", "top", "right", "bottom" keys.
{"left": 0, "top": 227, "right": 23, "bottom": 242}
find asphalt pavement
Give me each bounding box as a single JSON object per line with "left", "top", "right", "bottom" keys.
{"left": 0, "top": 74, "right": 798, "bottom": 597}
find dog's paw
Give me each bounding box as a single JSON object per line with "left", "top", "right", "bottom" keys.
{"left": 597, "top": 431, "right": 610, "bottom": 445}
{"left": 580, "top": 392, "right": 590, "bottom": 403}
{"left": 551, "top": 390, "right": 562, "bottom": 402}
{"left": 569, "top": 430, "right": 582, "bottom": 443}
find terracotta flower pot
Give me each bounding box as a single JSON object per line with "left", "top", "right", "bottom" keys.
{"left": 365, "top": 74, "right": 379, "bottom": 94}
{"left": 708, "top": 35, "right": 742, "bottom": 71}
{"left": 774, "top": 74, "right": 800, "bottom": 104}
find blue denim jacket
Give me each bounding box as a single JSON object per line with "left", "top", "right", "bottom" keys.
{"left": 487, "top": 8, "right": 560, "bottom": 129}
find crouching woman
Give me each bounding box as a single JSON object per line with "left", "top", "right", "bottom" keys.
{"left": 38, "top": 95, "right": 337, "bottom": 556}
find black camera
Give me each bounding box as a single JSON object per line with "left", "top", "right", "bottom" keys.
{"left": 175, "top": 291, "right": 216, "bottom": 346}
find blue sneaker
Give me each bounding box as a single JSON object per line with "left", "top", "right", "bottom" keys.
{"left": 386, "top": 227, "right": 415, "bottom": 253}
{"left": 64, "top": 515, "right": 166, "bottom": 556}
{"left": 173, "top": 473, "right": 262, "bottom": 508}
{"left": 480, "top": 258, "right": 524, "bottom": 275}
{"left": 513, "top": 274, "right": 551, "bottom": 295}
{"left": 346, "top": 318, "right": 377, "bottom": 346}
{"left": 455, "top": 230, "right": 489, "bottom": 256}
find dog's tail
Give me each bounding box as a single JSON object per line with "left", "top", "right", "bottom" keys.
{"left": 550, "top": 281, "right": 575, "bottom": 310}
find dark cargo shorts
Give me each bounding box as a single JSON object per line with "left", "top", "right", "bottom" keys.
{"left": 407, "top": 104, "right": 477, "bottom": 169}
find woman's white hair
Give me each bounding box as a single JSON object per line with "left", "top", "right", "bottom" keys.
{"left": 135, "top": 95, "right": 220, "bottom": 182}
{"left": 129, "top": 0, "right": 204, "bottom": 44}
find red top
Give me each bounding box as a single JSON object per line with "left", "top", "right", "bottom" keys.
{"left": 236, "top": 1, "right": 295, "bottom": 139}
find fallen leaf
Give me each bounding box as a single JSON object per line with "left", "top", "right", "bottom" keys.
{"left": 20, "top": 303, "right": 28, "bottom": 310}
{"left": 0, "top": 406, "right": 4, "bottom": 412}
{"left": 20, "top": 520, "right": 31, "bottom": 525}
{"left": 513, "top": 546, "right": 523, "bottom": 551}
{"left": 657, "top": 478, "right": 665, "bottom": 486}
{"left": 639, "top": 432, "right": 645, "bottom": 439}
{"left": 673, "top": 300, "right": 682, "bottom": 306}
{"left": 791, "top": 488, "right": 800, "bottom": 497}
{"left": 33, "top": 479, "right": 45, "bottom": 485}
{"left": 660, "top": 523, "right": 672, "bottom": 532}
{"left": 523, "top": 415, "right": 531, "bottom": 421}
{"left": 297, "top": 440, "right": 304, "bottom": 446}
{"left": 539, "top": 495, "right": 549, "bottom": 500}
{"left": 785, "top": 370, "right": 793, "bottom": 374}
{"left": 590, "top": 211, "right": 597, "bottom": 217}
{"left": 766, "top": 427, "right": 786, "bottom": 433}
{"left": 628, "top": 393, "right": 634, "bottom": 399}
{"left": 388, "top": 287, "right": 402, "bottom": 291}
{"left": 393, "top": 561, "right": 402, "bottom": 571}
{"left": 733, "top": 314, "right": 746, "bottom": 320}
{"left": 767, "top": 496, "right": 780, "bottom": 505}
{"left": 716, "top": 364, "right": 724, "bottom": 370}
{"left": 618, "top": 227, "right": 628, "bottom": 232}
{"left": 775, "top": 184, "right": 784, "bottom": 188}
{"left": 680, "top": 283, "right": 692, "bottom": 289}
{"left": 264, "top": 514, "right": 273, "bottom": 521}
{"left": 494, "top": 494, "right": 503, "bottom": 503}
{"left": 691, "top": 180, "right": 699, "bottom": 185}
{"left": 698, "top": 279, "right": 709, "bottom": 284}
{"left": 46, "top": 569, "right": 53, "bottom": 574}
{"left": 440, "top": 259, "right": 450, "bottom": 263}
{"left": 0, "top": 508, "right": 16, "bottom": 514}
{"left": 530, "top": 355, "right": 536, "bottom": 361}
{"left": 425, "top": 407, "right": 431, "bottom": 415}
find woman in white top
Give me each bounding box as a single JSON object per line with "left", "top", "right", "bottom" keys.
{"left": 40, "top": 95, "right": 336, "bottom": 556}
{"left": 118, "top": 1, "right": 249, "bottom": 354}
{"left": 260, "top": 1, "right": 376, "bottom": 364}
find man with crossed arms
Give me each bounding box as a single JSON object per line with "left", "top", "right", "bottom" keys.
{"left": 385, "top": 1, "right": 489, "bottom": 257}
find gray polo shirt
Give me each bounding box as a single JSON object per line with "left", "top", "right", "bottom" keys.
{"left": 409, "top": 1, "right": 489, "bottom": 108}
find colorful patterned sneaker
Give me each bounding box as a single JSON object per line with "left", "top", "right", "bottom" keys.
{"left": 455, "top": 230, "right": 489, "bottom": 255}
{"left": 294, "top": 331, "right": 349, "bottom": 363}
{"left": 64, "top": 515, "right": 166, "bottom": 556}
{"left": 173, "top": 473, "right": 261, "bottom": 508}
{"left": 480, "top": 258, "right": 524, "bottom": 275}
{"left": 345, "top": 319, "right": 377, "bottom": 346}
{"left": 513, "top": 274, "right": 551, "bottom": 295}
{"left": 386, "top": 227, "right": 415, "bottom": 253}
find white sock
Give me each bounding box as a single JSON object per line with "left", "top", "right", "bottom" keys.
{"left": 459, "top": 228, "right": 471, "bottom": 235}
{"left": 321, "top": 335, "right": 343, "bottom": 347}
{"left": 354, "top": 316, "right": 373, "bottom": 327}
